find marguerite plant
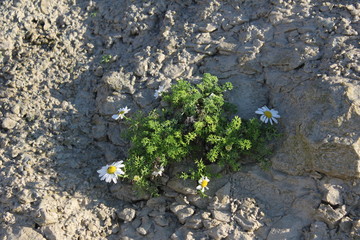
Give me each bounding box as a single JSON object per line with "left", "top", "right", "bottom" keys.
{"left": 104, "top": 73, "right": 279, "bottom": 196}
{"left": 97, "top": 161, "right": 125, "bottom": 184}
{"left": 255, "top": 106, "right": 280, "bottom": 125}
{"left": 196, "top": 176, "right": 210, "bottom": 193}
{"left": 112, "top": 106, "right": 130, "bottom": 120}
{"left": 154, "top": 85, "right": 165, "bottom": 99}
{"left": 152, "top": 165, "right": 165, "bottom": 177}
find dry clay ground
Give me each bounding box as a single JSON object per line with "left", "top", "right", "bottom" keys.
{"left": 0, "top": 0, "right": 360, "bottom": 239}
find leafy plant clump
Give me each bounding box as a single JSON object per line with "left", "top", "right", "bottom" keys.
{"left": 123, "top": 73, "right": 278, "bottom": 195}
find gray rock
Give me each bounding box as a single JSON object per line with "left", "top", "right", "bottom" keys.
{"left": 315, "top": 204, "right": 347, "bottom": 229}
{"left": 234, "top": 212, "right": 262, "bottom": 231}
{"left": 162, "top": 62, "right": 186, "bottom": 79}
{"left": 267, "top": 215, "right": 305, "bottom": 240}
{"left": 304, "top": 221, "right": 329, "bottom": 240}
{"left": 136, "top": 216, "right": 152, "bottom": 236}
{"left": 212, "top": 210, "right": 231, "bottom": 223}
{"left": 271, "top": 76, "right": 360, "bottom": 179}
{"left": 102, "top": 71, "right": 135, "bottom": 94}
{"left": 319, "top": 180, "right": 344, "bottom": 206}
{"left": 94, "top": 66, "right": 104, "bottom": 77}
{"left": 91, "top": 124, "right": 107, "bottom": 140}
{"left": 170, "top": 227, "right": 196, "bottom": 240}
{"left": 154, "top": 215, "right": 169, "bottom": 227}
{"left": 110, "top": 182, "right": 150, "bottom": 202}
{"left": 167, "top": 178, "right": 197, "bottom": 195}
{"left": 2, "top": 117, "right": 17, "bottom": 129}
{"left": 170, "top": 203, "right": 195, "bottom": 224}
{"left": 199, "top": 23, "right": 217, "bottom": 33}
{"left": 184, "top": 213, "right": 203, "bottom": 229}
{"left": 133, "top": 89, "right": 156, "bottom": 109}
{"left": 206, "top": 223, "right": 230, "bottom": 240}
{"left": 34, "top": 208, "right": 58, "bottom": 226}
{"left": 227, "top": 226, "right": 255, "bottom": 240}
{"left": 7, "top": 227, "right": 46, "bottom": 240}
{"left": 187, "top": 194, "right": 210, "bottom": 209}
{"left": 41, "top": 224, "right": 66, "bottom": 240}
{"left": 203, "top": 219, "right": 221, "bottom": 229}
{"left": 134, "top": 58, "right": 148, "bottom": 77}
{"left": 339, "top": 217, "right": 353, "bottom": 233}
{"left": 215, "top": 182, "right": 231, "bottom": 204}
{"left": 146, "top": 196, "right": 167, "bottom": 209}
{"left": 351, "top": 220, "right": 360, "bottom": 239}
{"left": 117, "top": 208, "right": 136, "bottom": 222}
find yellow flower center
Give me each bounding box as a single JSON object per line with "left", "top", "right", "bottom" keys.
{"left": 264, "top": 111, "right": 272, "bottom": 118}
{"left": 107, "top": 166, "right": 116, "bottom": 174}
{"left": 119, "top": 110, "right": 125, "bottom": 115}
{"left": 201, "top": 180, "right": 209, "bottom": 188}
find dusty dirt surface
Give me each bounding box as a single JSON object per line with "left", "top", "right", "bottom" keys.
{"left": 0, "top": 0, "right": 359, "bottom": 239}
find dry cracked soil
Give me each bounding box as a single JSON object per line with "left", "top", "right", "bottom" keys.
{"left": 0, "top": 0, "right": 360, "bottom": 239}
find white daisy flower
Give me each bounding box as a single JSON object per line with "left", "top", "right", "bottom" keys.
{"left": 152, "top": 165, "right": 165, "bottom": 177}
{"left": 154, "top": 85, "right": 165, "bottom": 99}
{"left": 97, "top": 161, "right": 125, "bottom": 184}
{"left": 112, "top": 106, "right": 130, "bottom": 120}
{"left": 255, "top": 106, "right": 280, "bottom": 125}
{"left": 196, "top": 176, "right": 210, "bottom": 193}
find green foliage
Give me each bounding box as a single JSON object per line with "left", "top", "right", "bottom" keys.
{"left": 123, "top": 73, "right": 279, "bottom": 195}
{"left": 100, "top": 54, "right": 112, "bottom": 63}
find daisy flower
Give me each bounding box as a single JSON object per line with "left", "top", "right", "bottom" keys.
{"left": 255, "top": 106, "right": 280, "bottom": 125}
{"left": 112, "top": 106, "right": 130, "bottom": 120}
{"left": 154, "top": 85, "right": 165, "bottom": 99}
{"left": 97, "top": 161, "right": 125, "bottom": 184}
{"left": 152, "top": 165, "right": 165, "bottom": 177}
{"left": 196, "top": 176, "right": 210, "bottom": 193}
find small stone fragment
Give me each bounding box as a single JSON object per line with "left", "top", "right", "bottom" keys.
{"left": 305, "top": 221, "right": 329, "bottom": 240}
{"left": 154, "top": 215, "right": 169, "bottom": 227}
{"left": 206, "top": 223, "right": 230, "bottom": 240}
{"left": 315, "top": 204, "right": 347, "bottom": 229}
{"left": 2, "top": 118, "right": 17, "bottom": 129}
{"left": 203, "top": 219, "right": 222, "bottom": 229}
{"left": 170, "top": 203, "right": 195, "bottom": 224}
{"left": 167, "top": 178, "right": 197, "bottom": 195}
{"left": 351, "top": 220, "right": 360, "bottom": 238}
{"left": 136, "top": 217, "right": 152, "bottom": 236}
{"left": 199, "top": 23, "right": 217, "bottom": 33}
{"left": 34, "top": 208, "right": 58, "bottom": 226}
{"left": 184, "top": 214, "right": 203, "bottom": 229}
{"left": 117, "top": 208, "right": 136, "bottom": 222}
{"left": 212, "top": 210, "right": 231, "bottom": 223}
{"left": 234, "top": 212, "right": 262, "bottom": 231}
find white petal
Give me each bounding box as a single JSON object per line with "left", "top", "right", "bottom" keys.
{"left": 272, "top": 113, "right": 280, "bottom": 118}
{"left": 105, "top": 175, "right": 113, "bottom": 183}
{"left": 273, "top": 118, "right": 278, "bottom": 124}
{"left": 260, "top": 115, "right": 266, "bottom": 122}
{"left": 265, "top": 118, "right": 269, "bottom": 123}
{"left": 114, "top": 161, "right": 124, "bottom": 167}
{"left": 255, "top": 110, "right": 264, "bottom": 114}
{"left": 112, "top": 177, "right": 118, "bottom": 184}
{"left": 269, "top": 118, "right": 273, "bottom": 125}
{"left": 112, "top": 114, "right": 120, "bottom": 120}
{"left": 196, "top": 185, "right": 202, "bottom": 190}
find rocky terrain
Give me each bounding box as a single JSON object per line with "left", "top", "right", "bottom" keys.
{"left": 0, "top": 0, "right": 359, "bottom": 239}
